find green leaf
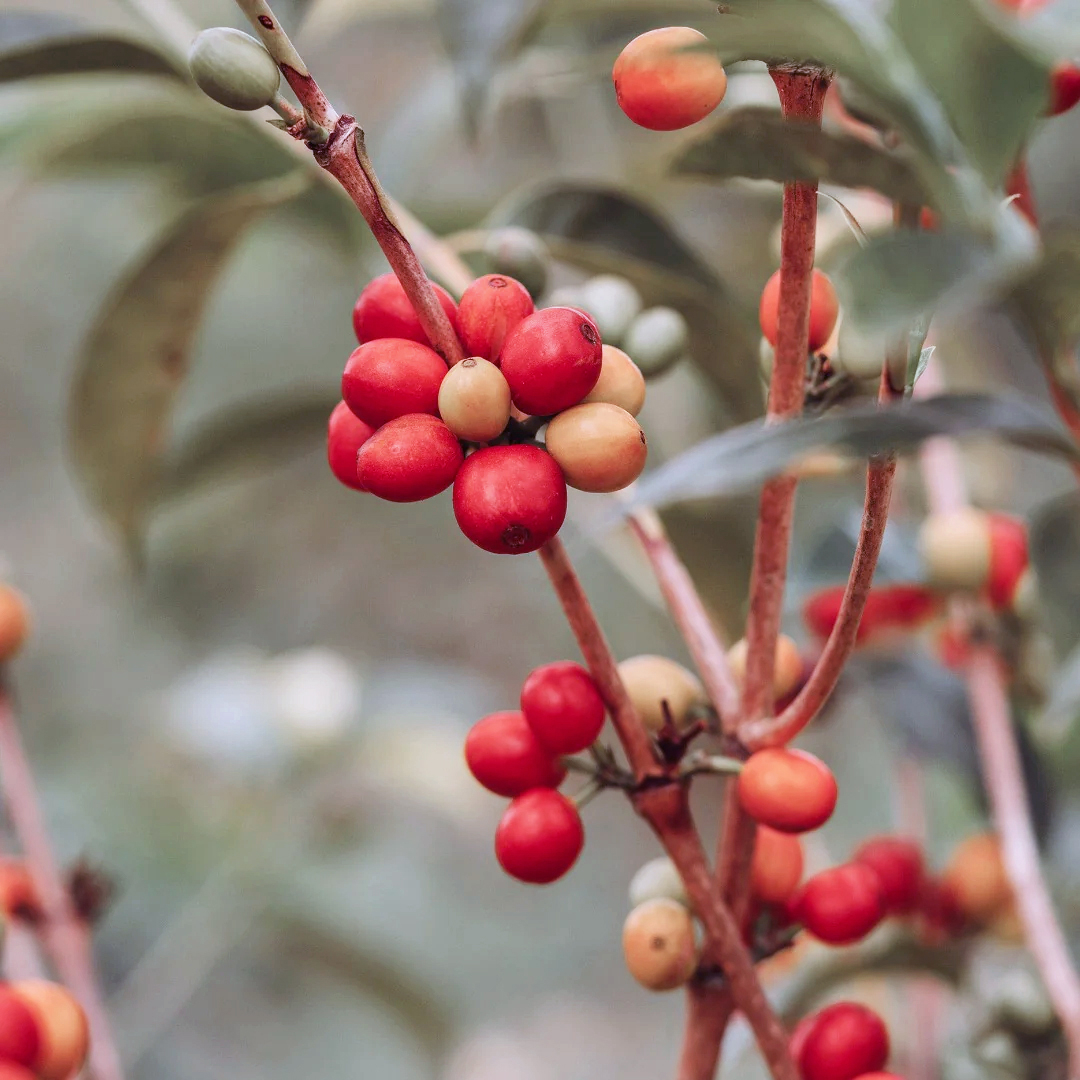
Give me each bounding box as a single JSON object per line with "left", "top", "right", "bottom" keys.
{"left": 1004, "top": 223, "right": 1080, "bottom": 359}
{"left": 68, "top": 173, "right": 313, "bottom": 550}
{"left": 620, "top": 393, "right": 1075, "bottom": 512}
{"left": 0, "top": 33, "right": 183, "bottom": 83}
{"left": 1031, "top": 491, "right": 1080, "bottom": 655}
{"left": 671, "top": 106, "right": 949, "bottom": 212}
{"left": 891, "top": 0, "right": 1050, "bottom": 182}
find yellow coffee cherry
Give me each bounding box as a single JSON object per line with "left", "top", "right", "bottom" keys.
{"left": 583, "top": 345, "right": 646, "bottom": 416}
{"left": 544, "top": 403, "right": 647, "bottom": 492}
{"left": 617, "top": 655, "right": 705, "bottom": 731}
{"left": 437, "top": 357, "right": 511, "bottom": 443}
{"left": 727, "top": 634, "right": 803, "bottom": 701}
{"left": 918, "top": 508, "right": 992, "bottom": 593}
{"left": 622, "top": 898, "right": 698, "bottom": 991}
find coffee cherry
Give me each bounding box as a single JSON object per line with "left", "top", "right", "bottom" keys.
{"left": 986, "top": 513, "right": 1029, "bottom": 610}
{"left": 188, "top": 27, "right": 280, "bottom": 111}
{"left": 0, "top": 1065, "right": 35, "bottom": 1080}
{"left": 795, "top": 1002, "right": 890, "bottom": 1080}
{"left": 495, "top": 789, "right": 584, "bottom": 883}
{"left": 499, "top": 307, "right": 603, "bottom": 415}
{"left": 1049, "top": 61, "right": 1080, "bottom": 116}
{"left": 11, "top": 981, "right": 89, "bottom": 1080}
{"left": 751, "top": 826, "right": 804, "bottom": 904}
{"left": 579, "top": 276, "right": 643, "bottom": 344}
{"left": 853, "top": 836, "right": 924, "bottom": 915}
{"left": 629, "top": 856, "right": 691, "bottom": 909}
{"left": 727, "top": 634, "right": 804, "bottom": 702}
{"left": 453, "top": 445, "right": 567, "bottom": 554}
{"left": 738, "top": 748, "right": 838, "bottom": 834}
{"left": 0, "top": 861, "right": 40, "bottom": 921}
{"left": 917, "top": 876, "right": 967, "bottom": 940}
{"left": 759, "top": 268, "right": 839, "bottom": 353}
{"left": 942, "top": 832, "right": 1012, "bottom": 923}
{"left": 520, "top": 662, "right": 606, "bottom": 754}
{"left": 0, "top": 585, "right": 30, "bottom": 663}
{"left": 794, "top": 863, "right": 886, "bottom": 945}
{"left": 803, "top": 584, "right": 940, "bottom": 646}
{"left": 836, "top": 318, "right": 888, "bottom": 383}
{"left": 485, "top": 228, "right": 550, "bottom": 299}
{"left": 918, "top": 508, "right": 991, "bottom": 593}
{"left": 613, "top": 27, "right": 727, "bottom": 131}
{"left": 352, "top": 273, "right": 460, "bottom": 347}
{"left": 616, "top": 655, "right": 705, "bottom": 731}
{"left": 327, "top": 401, "right": 375, "bottom": 491}
{"left": 545, "top": 403, "right": 647, "bottom": 493}
{"left": 0, "top": 985, "right": 41, "bottom": 1068}
{"left": 622, "top": 898, "right": 698, "bottom": 991}
{"left": 457, "top": 275, "right": 534, "bottom": 362}
{"left": 342, "top": 338, "right": 447, "bottom": 428}
{"left": 583, "top": 345, "right": 647, "bottom": 416}
{"left": 464, "top": 710, "right": 566, "bottom": 797}
{"left": 437, "top": 357, "right": 511, "bottom": 443}
{"left": 623, "top": 307, "right": 688, "bottom": 377}
{"left": 850, "top": 1075, "right": 903, "bottom": 1080}
{"left": 356, "top": 414, "right": 463, "bottom": 502}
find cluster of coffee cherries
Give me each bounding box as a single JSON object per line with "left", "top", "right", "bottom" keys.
{"left": 327, "top": 271, "right": 649, "bottom": 554}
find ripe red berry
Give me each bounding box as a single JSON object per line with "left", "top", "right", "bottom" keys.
{"left": 352, "top": 272, "right": 460, "bottom": 347}
{"left": 495, "top": 789, "right": 584, "bottom": 884}
{"left": 853, "top": 836, "right": 925, "bottom": 915}
{"left": 0, "top": 985, "right": 41, "bottom": 1068}
{"left": 327, "top": 401, "right": 375, "bottom": 491}
{"left": 849, "top": 1074, "right": 904, "bottom": 1080}
{"left": 0, "top": 585, "right": 30, "bottom": 663}
{"left": 464, "top": 711, "right": 567, "bottom": 797}
{"left": 1049, "top": 61, "right": 1080, "bottom": 116}
{"left": 986, "top": 513, "right": 1029, "bottom": 610}
{"left": 750, "top": 826, "right": 804, "bottom": 904}
{"left": 802, "top": 584, "right": 940, "bottom": 645}
{"left": 0, "top": 860, "right": 40, "bottom": 921}
{"left": 453, "top": 444, "right": 567, "bottom": 554}
{"left": 11, "top": 980, "right": 89, "bottom": 1080}
{"left": 521, "top": 662, "right": 606, "bottom": 754}
{"left": 738, "top": 748, "right": 838, "bottom": 834}
{"left": 612, "top": 27, "right": 728, "bottom": 131}
{"left": 341, "top": 338, "right": 447, "bottom": 428}
{"left": 759, "top": 268, "right": 839, "bottom": 353}
{"left": 794, "top": 863, "right": 886, "bottom": 944}
{"left": 356, "top": 414, "right": 463, "bottom": 502}
{"left": 498, "top": 307, "right": 603, "bottom": 415}
{"left": 457, "top": 274, "right": 535, "bottom": 362}
{"left": 796, "top": 1002, "right": 890, "bottom": 1080}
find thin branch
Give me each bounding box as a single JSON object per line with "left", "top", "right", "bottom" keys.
{"left": 678, "top": 985, "right": 734, "bottom": 1080}
{"left": 0, "top": 688, "right": 123, "bottom": 1080}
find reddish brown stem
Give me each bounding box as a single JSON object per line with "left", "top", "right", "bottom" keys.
{"left": 627, "top": 508, "right": 741, "bottom": 730}
{"left": 0, "top": 688, "right": 123, "bottom": 1080}
{"left": 678, "top": 986, "right": 735, "bottom": 1080}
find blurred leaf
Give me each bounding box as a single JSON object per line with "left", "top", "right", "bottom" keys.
{"left": 299, "top": 0, "right": 435, "bottom": 40}
{"left": 68, "top": 173, "right": 312, "bottom": 550}
{"left": 1004, "top": 223, "right": 1080, "bottom": 364}
{"left": 1040, "top": 641, "right": 1080, "bottom": 742}
{"left": 491, "top": 182, "right": 762, "bottom": 420}
{"left": 1031, "top": 491, "right": 1080, "bottom": 656}
{"left": 623, "top": 393, "right": 1075, "bottom": 512}
{"left": 671, "top": 106, "right": 945, "bottom": 211}
{"left": 0, "top": 33, "right": 183, "bottom": 83}
{"left": 891, "top": 0, "right": 1049, "bottom": 182}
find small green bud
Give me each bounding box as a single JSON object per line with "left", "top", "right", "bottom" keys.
{"left": 578, "top": 275, "right": 643, "bottom": 346}
{"left": 835, "top": 317, "right": 887, "bottom": 383}
{"left": 189, "top": 27, "right": 281, "bottom": 111}
{"left": 623, "top": 307, "right": 688, "bottom": 377}
{"left": 629, "top": 856, "right": 691, "bottom": 910}
{"left": 484, "top": 227, "right": 550, "bottom": 298}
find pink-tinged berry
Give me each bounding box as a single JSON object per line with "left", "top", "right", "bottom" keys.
{"left": 750, "top": 826, "right": 805, "bottom": 905}
{"left": 794, "top": 864, "right": 886, "bottom": 945}
{"left": 0, "top": 985, "right": 41, "bottom": 1069}
{"left": 437, "top": 357, "right": 512, "bottom": 443}
{"left": 464, "top": 711, "right": 566, "bottom": 797}
{"left": 327, "top": 401, "right": 375, "bottom": 491}
{"left": 457, "top": 274, "right": 535, "bottom": 362}
{"left": 544, "top": 403, "right": 648, "bottom": 492}
{"left": 738, "top": 748, "right": 838, "bottom": 834}
{"left": 986, "top": 513, "right": 1029, "bottom": 610}
{"left": 795, "top": 1002, "right": 890, "bottom": 1080}
{"left": 759, "top": 268, "right": 839, "bottom": 353}
{"left": 453, "top": 445, "right": 567, "bottom": 554}
{"left": 612, "top": 27, "right": 727, "bottom": 131}
{"left": 495, "top": 789, "right": 584, "bottom": 884}
{"left": 11, "top": 980, "right": 89, "bottom": 1080}
{"left": 356, "top": 414, "right": 463, "bottom": 502}
{"left": 352, "top": 272, "right": 460, "bottom": 347}
{"left": 342, "top": 338, "right": 447, "bottom": 428}
{"left": 1049, "top": 61, "right": 1080, "bottom": 116}
{"left": 498, "top": 307, "right": 603, "bottom": 415}
{"left": 853, "top": 836, "right": 925, "bottom": 915}
{"left": 521, "top": 662, "right": 606, "bottom": 754}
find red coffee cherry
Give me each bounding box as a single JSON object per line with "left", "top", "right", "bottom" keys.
{"left": 738, "top": 748, "right": 838, "bottom": 834}
{"left": 453, "top": 445, "right": 567, "bottom": 554}
{"left": 850, "top": 1074, "right": 904, "bottom": 1080}
{"left": 352, "top": 272, "right": 460, "bottom": 347}
{"left": 464, "top": 711, "right": 567, "bottom": 797}
{"left": 498, "top": 307, "right": 603, "bottom": 415}
{"left": 759, "top": 268, "right": 839, "bottom": 353}
{"left": 521, "top": 662, "right": 606, "bottom": 754}
{"left": 327, "top": 401, "right": 375, "bottom": 491}
{"left": 495, "top": 789, "right": 584, "bottom": 884}
{"left": 1049, "top": 61, "right": 1080, "bottom": 116}
{"left": 341, "top": 338, "right": 447, "bottom": 428}
{"left": 794, "top": 863, "right": 886, "bottom": 944}
{"left": 796, "top": 1001, "right": 890, "bottom": 1080}
{"left": 986, "top": 513, "right": 1029, "bottom": 610}
{"left": 357, "top": 414, "right": 463, "bottom": 502}
{"left": 622, "top": 898, "right": 699, "bottom": 991}
{"left": 612, "top": 27, "right": 727, "bottom": 131}
{"left": 0, "top": 1065, "right": 35, "bottom": 1080}
{"left": 457, "top": 274, "right": 535, "bottom": 362}
{"left": 853, "top": 836, "right": 925, "bottom": 915}
{"left": 750, "top": 826, "right": 804, "bottom": 904}
{"left": 0, "top": 585, "right": 30, "bottom": 664}
{"left": 803, "top": 583, "right": 940, "bottom": 646}
{"left": 0, "top": 985, "right": 41, "bottom": 1068}
{"left": 0, "top": 860, "right": 40, "bottom": 921}
{"left": 11, "top": 981, "right": 89, "bottom": 1080}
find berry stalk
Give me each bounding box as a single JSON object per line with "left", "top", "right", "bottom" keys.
{"left": 678, "top": 986, "right": 734, "bottom": 1080}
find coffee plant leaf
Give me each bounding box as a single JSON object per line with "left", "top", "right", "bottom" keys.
{"left": 1003, "top": 223, "right": 1080, "bottom": 362}
{"left": 0, "top": 30, "right": 183, "bottom": 83}
{"left": 1030, "top": 491, "right": 1080, "bottom": 656}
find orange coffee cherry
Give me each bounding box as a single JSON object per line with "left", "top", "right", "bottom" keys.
{"left": 617, "top": 655, "right": 705, "bottom": 731}
{"left": 622, "top": 898, "right": 698, "bottom": 991}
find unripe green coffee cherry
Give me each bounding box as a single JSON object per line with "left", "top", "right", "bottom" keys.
{"left": 758, "top": 336, "right": 774, "bottom": 381}
{"left": 835, "top": 317, "right": 887, "bottom": 383}
{"left": 484, "top": 227, "right": 550, "bottom": 298}
{"left": 623, "top": 306, "right": 688, "bottom": 377}
{"left": 629, "top": 856, "right": 691, "bottom": 909}
{"left": 578, "top": 275, "right": 643, "bottom": 346}
{"left": 189, "top": 27, "right": 281, "bottom": 111}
